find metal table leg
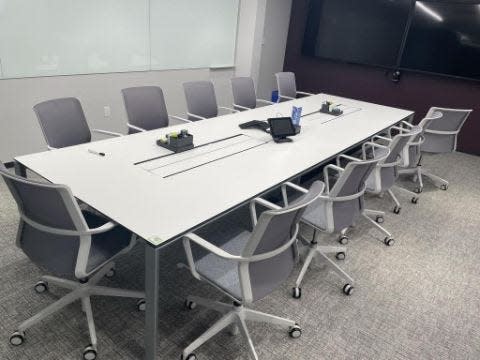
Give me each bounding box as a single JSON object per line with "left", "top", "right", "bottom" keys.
{"left": 145, "top": 244, "right": 160, "bottom": 360}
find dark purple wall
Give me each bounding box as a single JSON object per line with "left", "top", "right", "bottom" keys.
{"left": 284, "top": 0, "right": 480, "bottom": 155}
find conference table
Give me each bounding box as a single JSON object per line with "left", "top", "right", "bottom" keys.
{"left": 14, "top": 94, "right": 413, "bottom": 359}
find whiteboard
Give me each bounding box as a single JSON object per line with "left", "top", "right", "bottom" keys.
{"left": 150, "top": 0, "right": 239, "bottom": 70}
{"left": 0, "top": 0, "right": 238, "bottom": 79}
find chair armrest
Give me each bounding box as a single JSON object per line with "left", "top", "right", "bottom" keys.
{"left": 21, "top": 213, "right": 118, "bottom": 237}
{"left": 336, "top": 154, "right": 361, "bottom": 167}
{"left": 401, "top": 120, "right": 415, "bottom": 128}
{"left": 169, "top": 115, "right": 192, "bottom": 123}
{"left": 362, "top": 141, "right": 389, "bottom": 160}
{"left": 324, "top": 164, "right": 344, "bottom": 193}
{"left": 256, "top": 99, "right": 275, "bottom": 105}
{"left": 187, "top": 112, "right": 207, "bottom": 121}
{"left": 297, "top": 91, "right": 315, "bottom": 96}
{"left": 249, "top": 197, "right": 282, "bottom": 227}
{"left": 281, "top": 182, "right": 308, "bottom": 206}
{"left": 127, "top": 123, "right": 147, "bottom": 133}
{"left": 91, "top": 129, "right": 123, "bottom": 137}
{"left": 233, "top": 103, "right": 252, "bottom": 111}
{"left": 281, "top": 181, "right": 325, "bottom": 206}
{"left": 372, "top": 135, "right": 393, "bottom": 145}
{"left": 424, "top": 129, "right": 458, "bottom": 135}
{"left": 218, "top": 106, "right": 239, "bottom": 114}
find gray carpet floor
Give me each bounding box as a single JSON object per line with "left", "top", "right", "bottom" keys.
{"left": 1, "top": 152, "right": 480, "bottom": 360}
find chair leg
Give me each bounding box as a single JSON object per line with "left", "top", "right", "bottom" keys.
{"left": 315, "top": 250, "right": 354, "bottom": 284}
{"left": 89, "top": 262, "right": 115, "bottom": 285}
{"left": 186, "top": 295, "right": 233, "bottom": 314}
{"left": 182, "top": 312, "right": 236, "bottom": 358}
{"left": 362, "top": 212, "right": 393, "bottom": 239}
{"left": 393, "top": 185, "right": 419, "bottom": 199}
{"left": 17, "top": 289, "right": 81, "bottom": 332}
{"left": 81, "top": 297, "right": 98, "bottom": 349}
{"left": 421, "top": 169, "right": 449, "bottom": 189}
{"left": 294, "top": 247, "right": 317, "bottom": 288}
{"left": 88, "top": 285, "right": 144, "bottom": 299}
{"left": 244, "top": 309, "right": 296, "bottom": 328}
{"left": 387, "top": 189, "right": 401, "bottom": 211}
{"left": 238, "top": 316, "right": 259, "bottom": 360}
{"left": 41, "top": 275, "right": 78, "bottom": 290}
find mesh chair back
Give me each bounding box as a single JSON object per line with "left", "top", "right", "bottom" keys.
{"left": 241, "top": 181, "right": 323, "bottom": 302}
{"left": 329, "top": 156, "right": 382, "bottom": 231}
{"left": 183, "top": 81, "right": 218, "bottom": 120}
{"left": 231, "top": 77, "right": 257, "bottom": 110}
{"left": 407, "top": 112, "right": 443, "bottom": 167}
{"left": 34, "top": 97, "right": 91, "bottom": 148}
{"left": 0, "top": 167, "right": 87, "bottom": 276}
{"left": 122, "top": 86, "right": 170, "bottom": 134}
{"left": 422, "top": 107, "right": 472, "bottom": 153}
{"left": 275, "top": 72, "right": 297, "bottom": 101}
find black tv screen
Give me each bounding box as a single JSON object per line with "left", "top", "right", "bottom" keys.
{"left": 400, "top": 1, "right": 480, "bottom": 80}
{"left": 303, "top": 0, "right": 412, "bottom": 68}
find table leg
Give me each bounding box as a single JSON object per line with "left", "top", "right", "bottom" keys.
{"left": 14, "top": 161, "right": 26, "bottom": 177}
{"left": 145, "top": 244, "right": 160, "bottom": 360}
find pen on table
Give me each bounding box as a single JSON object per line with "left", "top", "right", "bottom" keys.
{"left": 88, "top": 149, "right": 105, "bottom": 157}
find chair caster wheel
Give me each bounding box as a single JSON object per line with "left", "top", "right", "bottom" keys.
{"left": 375, "top": 215, "right": 384, "bottom": 224}
{"left": 384, "top": 237, "right": 395, "bottom": 246}
{"left": 185, "top": 300, "right": 197, "bottom": 310}
{"left": 181, "top": 353, "right": 197, "bottom": 360}
{"left": 136, "top": 299, "right": 146, "bottom": 311}
{"left": 105, "top": 268, "right": 116, "bottom": 278}
{"left": 343, "top": 284, "right": 354, "bottom": 296}
{"left": 338, "top": 236, "right": 348, "bottom": 245}
{"left": 440, "top": 184, "right": 448, "bottom": 191}
{"left": 83, "top": 345, "right": 97, "bottom": 360}
{"left": 414, "top": 187, "right": 423, "bottom": 194}
{"left": 335, "top": 252, "right": 346, "bottom": 260}
{"left": 289, "top": 324, "right": 302, "bottom": 338}
{"left": 34, "top": 281, "right": 48, "bottom": 294}
{"left": 393, "top": 206, "right": 401, "bottom": 214}
{"left": 411, "top": 197, "right": 418, "bottom": 204}
{"left": 9, "top": 331, "right": 25, "bottom": 346}
{"left": 292, "top": 287, "right": 302, "bottom": 299}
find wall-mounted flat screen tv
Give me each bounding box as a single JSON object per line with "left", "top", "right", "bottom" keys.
{"left": 302, "top": 0, "right": 412, "bottom": 68}
{"left": 303, "top": 0, "right": 480, "bottom": 81}
{"left": 400, "top": 1, "right": 480, "bottom": 80}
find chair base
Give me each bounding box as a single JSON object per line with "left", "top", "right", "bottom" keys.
{"left": 10, "top": 262, "right": 144, "bottom": 359}
{"left": 294, "top": 240, "right": 353, "bottom": 297}
{"left": 182, "top": 296, "right": 300, "bottom": 360}
{"left": 398, "top": 167, "right": 449, "bottom": 192}
{"left": 362, "top": 209, "right": 395, "bottom": 246}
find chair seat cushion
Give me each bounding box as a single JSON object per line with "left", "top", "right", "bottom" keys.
{"left": 195, "top": 230, "right": 251, "bottom": 300}
{"left": 84, "top": 211, "right": 132, "bottom": 273}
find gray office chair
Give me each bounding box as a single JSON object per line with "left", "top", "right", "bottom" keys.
{"left": 230, "top": 77, "right": 274, "bottom": 111}
{"left": 366, "top": 124, "right": 422, "bottom": 214}
{"left": 399, "top": 107, "right": 471, "bottom": 191}
{"left": 281, "top": 145, "right": 390, "bottom": 299}
{"left": 180, "top": 181, "right": 323, "bottom": 360}
{"left": 275, "top": 72, "right": 315, "bottom": 102}
{"left": 121, "top": 86, "right": 191, "bottom": 134}
{"left": 1, "top": 164, "right": 145, "bottom": 360}
{"left": 34, "top": 97, "right": 122, "bottom": 150}
{"left": 395, "top": 112, "right": 443, "bottom": 193}
{"left": 183, "top": 81, "right": 238, "bottom": 121}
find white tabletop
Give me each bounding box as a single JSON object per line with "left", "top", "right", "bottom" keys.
{"left": 15, "top": 94, "right": 413, "bottom": 246}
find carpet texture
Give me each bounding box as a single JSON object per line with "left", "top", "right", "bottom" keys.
{"left": 0, "top": 152, "right": 479, "bottom": 360}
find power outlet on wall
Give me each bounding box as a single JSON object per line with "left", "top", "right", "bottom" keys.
{"left": 103, "top": 106, "right": 111, "bottom": 117}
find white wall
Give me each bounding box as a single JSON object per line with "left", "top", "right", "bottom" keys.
{"left": 0, "top": 0, "right": 292, "bottom": 162}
